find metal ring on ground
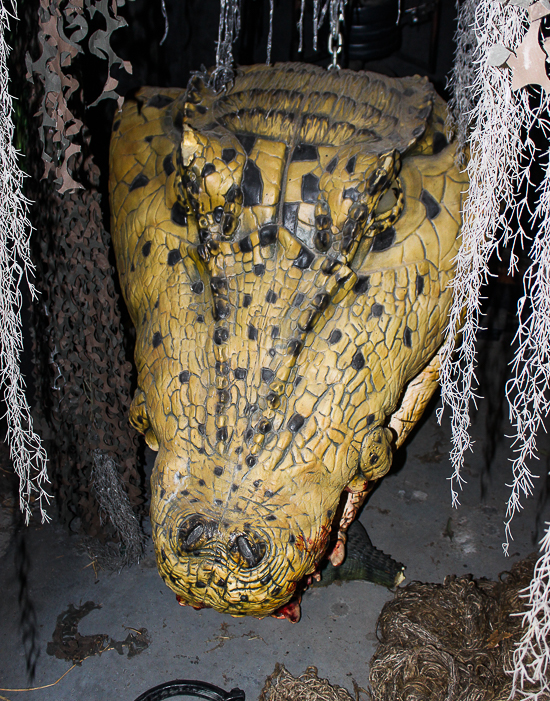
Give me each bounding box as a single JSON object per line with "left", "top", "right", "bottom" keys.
{"left": 133, "top": 679, "right": 246, "bottom": 701}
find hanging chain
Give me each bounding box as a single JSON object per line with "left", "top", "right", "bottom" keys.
{"left": 328, "top": 7, "right": 344, "bottom": 70}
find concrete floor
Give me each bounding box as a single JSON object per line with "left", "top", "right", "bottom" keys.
{"left": 1, "top": 332, "right": 549, "bottom": 701}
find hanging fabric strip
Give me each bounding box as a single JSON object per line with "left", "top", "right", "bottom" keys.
{"left": 160, "top": 0, "right": 169, "bottom": 45}
{"left": 213, "top": 0, "right": 241, "bottom": 91}
{"left": 298, "top": 0, "right": 305, "bottom": 53}
{"left": 267, "top": 0, "right": 274, "bottom": 64}
{"left": 313, "top": 0, "right": 330, "bottom": 52}
{"left": 312, "top": 0, "right": 346, "bottom": 59}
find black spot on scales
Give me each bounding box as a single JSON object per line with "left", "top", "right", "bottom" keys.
{"left": 235, "top": 367, "right": 248, "bottom": 380}
{"left": 301, "top": 173, "right": 320, "bottom": 203}
{"left": 291, "top": 144, "right": 318, "bottom": 161}
{"left": 260, "top": 224, "right": 277, "bottom": 246}
{"left": 243, "top": 294, "right": 252, "bottom": 308}
{"left": 248, "top": 325, "right": 258, "bottom": 341}
{"left": 328, "top": 329, "right": 342, "bottom": 344}
{"left": 326, "top": 157, "right": 337, "bottom": 174}
{"left": 222, "top": 148, "right": 236, "bottom": 163}
{"left": 288, "top": 413, "right": 305, "bottom": 433}
{"left": 351, "top": 350, "right": 365, "bottom": 370}
{"left": 416, "top": 274, "right": 424, "bottom": 295}
{"left": 246, "top": 455, "right": 257, "bottom": 467}
{"left": 354, "top": 276, "right": 370, "bottom": 294}
{"left": 236, "top": 134, "right": 256, "bottom": 154}
{"left": 239, "top": 236, "right": 253, "bottom": 253}
{"left": 167, "top": 249, "right": 182, "bottom": 266}
{"left": 266, "top": 290, "right": 277, "bottom": 304}
{"left": 142, "top": 241, "right": 151, "bottom": 257}
{"left": 371, "top": 227, "right": 396, "bottom": 252}
{"left": 433, "top": 131, "right": 447, "bottom": 154}
{"left": 201, "top": 163, "right": 216, "bottom": 178}
{"left": 420, "top": 190, "right": 441, "bottom": 220}
{"left": 403, "top": 326, "right": 412, "bottom": 348}
{"left": 293, "top": 246, "right": 315, "bottom": 270}
{"left": 152, "top": 332, "right": 162, "bottom": 348}
{"left": 179, "top": 371, "right": 190, "bottom": 383}
{"left": 191, "top": 281, "right": 204, "bottom": 294}
{"left": 171, "top": 202, "right": 188, "bottom": 226}
{"left": 371, "top": 303, "right": 384, "bottom": 317}
{"left": 163, "top": 154, "right": 175, "bottom": 176}
{"left": 242, "top": 160, "right": 263, "bottom": 206}
{"left": 261, "top": 368, "right": 275, "bottom": 383}
{"left": 345, "top": 156, "right": 356, "bottom": 174}
{"left": 129, "top": 174, "right": 149, "bottom": 191}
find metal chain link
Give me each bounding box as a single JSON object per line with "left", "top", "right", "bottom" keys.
{"left": 328, "top": 10, "right": 344, "bottom": 70}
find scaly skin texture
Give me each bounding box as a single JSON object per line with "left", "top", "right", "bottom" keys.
{"left": 109, "top": 63, "right": 468, "bottom": 618}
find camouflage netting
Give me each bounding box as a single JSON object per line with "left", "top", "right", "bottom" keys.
{"left": 12, "top": 0, "right": 145, "bottom": 559}
{"left": 369, "top": 555, "right": 547, "bottom": 701}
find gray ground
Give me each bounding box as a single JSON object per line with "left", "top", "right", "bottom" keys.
{"left": 1, "top": 335, "right": 549, "bottom": 701}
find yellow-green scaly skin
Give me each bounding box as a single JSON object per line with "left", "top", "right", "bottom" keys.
{"left": 109, "top": 63, "right": 468, "bottom": 618}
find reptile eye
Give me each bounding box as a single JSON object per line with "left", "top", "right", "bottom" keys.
{"left": 375, "top": 188, "right": 398, "bottom": 215}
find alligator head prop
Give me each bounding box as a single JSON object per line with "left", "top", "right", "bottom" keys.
{"left": 109, "top": 63, "right": 467, "bottom": 620}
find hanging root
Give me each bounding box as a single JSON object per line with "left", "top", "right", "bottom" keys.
{"left": 0, "top": 0, "right": 50, "bottom": 523}
{"left": 438, "top": 0, "right": 533, "bottom": 507}
{"left": 511, "top": 524, "right": 550, "bottom": 701}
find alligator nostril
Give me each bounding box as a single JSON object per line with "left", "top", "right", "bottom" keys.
{"left": 234, "top": 534, "right": 267, "bottom": 568}
{"left": 237, "top": 535, "right": 259, "bottom": 567}
{"left": 186, "top": 524, "right": 204, "bottom": 547}
{"left": 177, "top": 516, "right": 218, "bottom": 553}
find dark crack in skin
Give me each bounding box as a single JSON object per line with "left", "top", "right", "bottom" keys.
{"left": 109, "top": 63, "right": 468, "bottom": 618}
